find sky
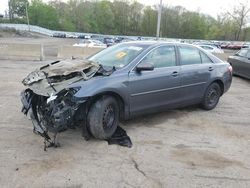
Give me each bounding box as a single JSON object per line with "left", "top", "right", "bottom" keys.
{"left": 0, "top": 0, "right": 247, "bottom": 18}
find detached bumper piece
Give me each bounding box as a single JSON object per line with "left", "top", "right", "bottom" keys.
{"left": 106, "top": 126, "right": 132, "bottom": 148}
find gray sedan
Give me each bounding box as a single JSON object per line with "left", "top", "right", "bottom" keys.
{"left": 21, "top": 41, "right": 232, "bottom": 141}
{"left": 227, "top": 48, "right": 250, "bottom": 79}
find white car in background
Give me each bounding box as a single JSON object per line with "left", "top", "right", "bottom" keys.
{"left": 66, "top": 33, "right": 78, "bottom": 38}
{"left": 198, "top": 44, "right": 224, "bottom": 54}
{"left": 73, "top": 39, "right": 107, "bottom": 48}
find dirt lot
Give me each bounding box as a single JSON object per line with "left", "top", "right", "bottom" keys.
{"left": 0, "top": 58, "right": 249, "bottom": 188}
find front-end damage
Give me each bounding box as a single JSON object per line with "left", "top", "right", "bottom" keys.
{"left": 20, "top": 59, "right": 114, "bottom": 149}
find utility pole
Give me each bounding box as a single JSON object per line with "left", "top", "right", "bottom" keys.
{"left": 25, "top": 2, "right": 30, "bottom": 31}
{"left": 156, "top": 0, "right": 163, "bottom": 40}
{"left": 8, "top": 0, "right": 12, "bottom": 21}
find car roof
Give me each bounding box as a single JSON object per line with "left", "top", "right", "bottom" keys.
{"left": 121, "top": 40, "right": 198, "bottom": 48}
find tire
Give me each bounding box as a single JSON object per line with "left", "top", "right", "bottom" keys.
{"left": 201, "top": 82, "right": 222, "bottom": 110}
{"left": 87, "top": 96, "right": 119, "bottom": 139}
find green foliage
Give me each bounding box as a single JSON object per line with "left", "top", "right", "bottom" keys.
{"left": 5, "top": 0, "right": 250, "bottom": 40}
{"left": 141, "top": 6, "right": 157, "bottom": 36}
{"left": 95, "top": 1, "right": 115, "bottom": 34}
{"left": 28, "top": 0, "right": 59, "bottom": 30}
{"left": 9, "top": 0, "right": 29, "bottom": 18}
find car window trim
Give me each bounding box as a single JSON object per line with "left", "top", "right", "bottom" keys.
{"left": 130, "top": 44, "right": 178, "bottom": 72}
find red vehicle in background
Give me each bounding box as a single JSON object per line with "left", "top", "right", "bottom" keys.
{"left": 227, "top": 42, "right": 244, "bottom": 50}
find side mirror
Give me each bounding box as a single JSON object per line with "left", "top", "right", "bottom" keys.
{"left": 136, "top": 62, "right": 154, "bottom": 72}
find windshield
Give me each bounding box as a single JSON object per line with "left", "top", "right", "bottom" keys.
{"left": 88, "top": 43, "right": 147, "bottom": 68}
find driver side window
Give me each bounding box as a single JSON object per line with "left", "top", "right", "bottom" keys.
{"left": 141, "top": 46, "right": 176, "bottom": 68}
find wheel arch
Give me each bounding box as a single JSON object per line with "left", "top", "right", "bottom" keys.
{"left": 88, "top": 91, "right": 127, "bottom": 120}
{"left": 210, "top": 79, "right": 224, "bottom": 96}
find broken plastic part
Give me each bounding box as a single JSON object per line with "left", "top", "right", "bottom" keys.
{"left": 106, "top": 126, "right": 132, "bottom": 148}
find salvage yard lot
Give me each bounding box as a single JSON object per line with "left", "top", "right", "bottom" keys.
{"left": 0, "top": 60, "right": 250, "bottom": 188}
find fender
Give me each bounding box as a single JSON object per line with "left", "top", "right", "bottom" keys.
{"left": 70, "top": 72, "right": 131, "bottom": 118}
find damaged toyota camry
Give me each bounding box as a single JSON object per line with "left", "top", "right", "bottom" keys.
{"left": 21, "top": 41, "right": 232, "bottom": 148}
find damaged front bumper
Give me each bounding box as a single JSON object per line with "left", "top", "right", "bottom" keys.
{"left": 21, "top": 88, "right": 90, "bottom": 147}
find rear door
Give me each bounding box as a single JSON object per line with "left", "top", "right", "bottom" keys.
{"left": 128, "top": 45, "right": 181, "bottom": 115}
{"left": 241, "top": 50, "right": 250, "bottom": 78}
{"left": 178, "top": 45, "right": 214, "bottom": 102}
{"left": 229, "top": 49, "right": 248, "bottom": 76}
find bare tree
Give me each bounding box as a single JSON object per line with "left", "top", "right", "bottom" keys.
{"left": 227, "top": 1, "right": 250, "bottom": 40}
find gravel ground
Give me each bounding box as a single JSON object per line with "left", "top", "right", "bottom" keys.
{"left": 0, "top": 59, "right": 250, "bottom": 188}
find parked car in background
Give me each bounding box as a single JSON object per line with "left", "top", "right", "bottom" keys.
{"left": 220, "top": 42, "right": 231, "bottom": 49}
{"left": 77, "top": 34, "right": 91, "bottom": 39}
{"left": 193, "top": 42, "right": 221, "bottom": 49}
{"left": 114, "top": 37, "right": 135, "bottom": 43}
{"left": 66, "top": 33, "right": 77, "bottom": 38}
{"left": 52, "top": 33, "right": 66, "bottom": 38}
{"left": 227, "top": 48, "right": 250, "bottom": 79}
{"left": 103, "top": 37, "right": 115, "bottom": 47}
{"left": 197, "top": 45, "right": 224, "bottom": 54}
{"left": 227, "top": 42, "right": 244, "bottom": 50}
{"left": 21, "top": 41, "right": 232, "bottom": 140}
{"left": 242, "top": 42, "right": 250, "bottom": 49}
{"left": 73, "top": 39, "right": 107, "bottom": 48}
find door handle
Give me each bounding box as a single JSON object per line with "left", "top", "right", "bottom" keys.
{"left": 171, "top": 71, "right": 178, "bottom": 77}
{"left": 208, "top": 67, "right": 214, "bottom": 71}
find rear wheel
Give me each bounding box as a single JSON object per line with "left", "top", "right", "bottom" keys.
{"left": 201, "top": 83, "right": 221, "bottom": 110}
{"left": 87, "top": 96, "right": 119, "bottom": 139}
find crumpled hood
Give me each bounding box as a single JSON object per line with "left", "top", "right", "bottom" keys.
{"left": 22, "top": 59, "right": 100, "bottom": 96}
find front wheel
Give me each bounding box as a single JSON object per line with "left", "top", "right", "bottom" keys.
{"left": 87, "top": 96, "right": 119, "bottom": 139}
{"left": 201, "top": 83, "right": 221, "bottom": 110}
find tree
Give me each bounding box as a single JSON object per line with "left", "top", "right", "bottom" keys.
{"left": 227, "top": 1, "right": 250, "bottom": 40}
{"left": 4, "top": 0, "right": 250, "bottom": 40}
{"left": 93, "top": 1, "right": 115, "bottom": 34}
{"left": 49, "top": 0, "right": 75, "bottom": 31}
{"left": 8, "top": 0, "right": 29, "bottom": 20}
{"left": 112, "top": 0, "right": 130, "bottom": 35}
{"left": 141, "top": 6, "right": 157, "bottom": 36}
{"left": 161, "top": 6, "right": 184, "bottom": 38}
{"left": 128, "top": 1, "right": 143, "bottom": 35}
{"left": 28, "top": 0, "right": 59, "bottom": 30}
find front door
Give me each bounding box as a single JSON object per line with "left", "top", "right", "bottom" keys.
{"left": 128, "top": 45, "right": 181, "bottom": 116}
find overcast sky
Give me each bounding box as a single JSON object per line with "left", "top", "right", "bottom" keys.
{"left": 0, "top": 0, "right": 247, "bottom": 18}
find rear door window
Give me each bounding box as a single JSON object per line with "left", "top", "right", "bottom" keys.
{"left": 179, "top": 46, "right": 202, "bottom": 65}
{"left": 200, "top": 51, "right": 213, "bottom": 64}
